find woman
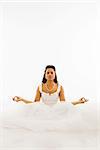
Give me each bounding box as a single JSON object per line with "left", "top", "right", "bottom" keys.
{"left": 13, "top": 65, "right": 88, "bottom": 105}
{"left": 0, "top": 65, "right": 97, "bottom": 148}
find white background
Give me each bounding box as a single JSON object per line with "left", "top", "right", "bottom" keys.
{"left": 0, "top": 0, "right": 98, "bottom": 108}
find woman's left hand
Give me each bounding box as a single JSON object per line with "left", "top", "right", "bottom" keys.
{"left": 79, "top": 97, "right": 89, "bottom": 104}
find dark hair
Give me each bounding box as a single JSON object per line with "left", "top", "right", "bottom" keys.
{"left": 42, "top": 65, "right": 58, "bottom": 84}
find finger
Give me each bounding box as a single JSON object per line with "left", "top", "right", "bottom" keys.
{"left": 81, "top": 97, "right": 85, "bottom": 100}
{"left": 12, "top": 97, "right": 15, "bottom": 101}
{"left": 84, "top": 99, "right": 89, "bottom": 102}
{"left": 13, "top": 96, "right": 19, "bottom": 101}
{"left": 12, "top": 96, "right": 17, "bottom": 101}
{"left": 81, "top": 100, "right": 85, "bottom": 103}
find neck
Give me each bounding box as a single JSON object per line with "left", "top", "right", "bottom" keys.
{"left": 47, "top": 80, "right": 54, "bottom": 85}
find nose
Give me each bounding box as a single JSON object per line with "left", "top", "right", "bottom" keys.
{"left": 48, "top": 74, "right": 52, "bottom": 77}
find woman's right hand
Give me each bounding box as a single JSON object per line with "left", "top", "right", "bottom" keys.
{"left": 12, "top": 96, "right": 22, "bottom": 102}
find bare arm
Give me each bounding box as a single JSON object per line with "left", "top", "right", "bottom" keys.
{"left": 34, "top": 86, "right": 41, "bottom": 102}
{"left": 13, "top": 86, "right": 41, "bottom": 104}
{"left": 59, "top": 86, "right": 88, "bottom": 105}
{"left": 71, "top": 97, "right": 88, "bottom": 105}
{"left": 21, "top": 98, "right": 33, "bottom": 104}
{"left": 13, "top": 96, "right": 33, "bottom": 104}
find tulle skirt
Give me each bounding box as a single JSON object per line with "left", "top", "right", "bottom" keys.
{"left": 0, "top": 100, "right": 98, "bottom": 132}
{"left": 0, "top": 100, "right": 99, "bottom": 148}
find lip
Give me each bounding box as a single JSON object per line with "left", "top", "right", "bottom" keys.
{"left": 48, "top": 76, "right": 52, "bottom": 78}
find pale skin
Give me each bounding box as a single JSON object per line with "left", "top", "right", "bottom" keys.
{"left": 12, "top": 68, "right": 88, "bottom": 105}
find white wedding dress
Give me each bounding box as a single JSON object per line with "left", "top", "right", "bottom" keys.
{"left": 0, "top": 84, "right": 99, "bottom": 148}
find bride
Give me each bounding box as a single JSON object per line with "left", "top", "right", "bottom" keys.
{"left": 13, "top": 65, "right": 88, "bottom": 105}
{"left": 0, "top": 65, "right": 98, "bottom": 148}
{"left": 1, "top": 65, "right": 97, "bottom": 133}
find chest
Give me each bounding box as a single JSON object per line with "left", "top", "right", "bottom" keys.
{"left": 42, "top": 83, "right": 58, "bottom": 95}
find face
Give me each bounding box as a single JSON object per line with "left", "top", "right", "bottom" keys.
{"left": 45, "top": 68, "right": 55, "bottom": 81}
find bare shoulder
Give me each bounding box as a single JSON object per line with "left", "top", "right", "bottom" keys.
{"left": 35, "top": 85, "right": 40, "bottom": 92}
{"left": 59, "top": 85, "right": 64, "bottom": 91}
{"left": 59, "top": 84, "right": 65, "bottom": 101}
{"left": 37, "top": 84, "right": 42, "bottom": 92}
{"left": 34, "top": 85, "right": 41, "bottom": 102}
